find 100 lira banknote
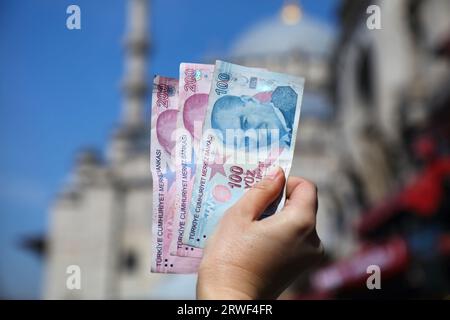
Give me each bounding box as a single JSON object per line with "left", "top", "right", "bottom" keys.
{"left": 183, "top": 60, "right": 305, "bottom": 248}
{"left": 150, "top": 75, "right": 200, "bottom": 273}
{"left": 170, "top": 63, "right": 214, "bottom": 258}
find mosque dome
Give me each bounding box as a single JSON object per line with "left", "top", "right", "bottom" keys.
{"left": 231, "top": 14, "right": 335, "bottom": 58}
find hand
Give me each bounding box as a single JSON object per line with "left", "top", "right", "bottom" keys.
{"left": 197, "top": 166, "right": 324, "bottom": 299}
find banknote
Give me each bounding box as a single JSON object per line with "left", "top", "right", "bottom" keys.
{"left": 150, "top": 75, "right": 201, "bottom": 273}
{"left": 170, "top": 63, "right": 214, "bottom": 258}
{"left": 183, "top": 60, "right": 305, "bottom": 248}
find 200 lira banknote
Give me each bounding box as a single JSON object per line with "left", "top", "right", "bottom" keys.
{"left": 150, "top": 75, "right": 200, "bottom": 273}
{"left": 170, "top": 63, "right": 214, "bottom": 258}
{"left": 183, "top": 60, "right": 305, "bottom": 248}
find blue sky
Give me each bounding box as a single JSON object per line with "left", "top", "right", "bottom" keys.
{"left": 0, "top": 0, "right": 338, "bottom": 298}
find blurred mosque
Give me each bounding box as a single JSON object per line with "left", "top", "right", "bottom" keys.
{"left": 42, "top": 0, "right": 450, "bottom": 299}
{"left": 43, "top": 0, "right": 347, "bottom": 299}
{"left": 44, "top": 0, "right": 157, "bottom": 299}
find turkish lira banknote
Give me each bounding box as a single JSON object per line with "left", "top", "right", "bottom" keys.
{"left": 150, "top": 75, "right": 200, "bottom": 273}
{"left": 183, "top": 60, "right": 305, "bottom": 248}
{"left": 170, "top": 63, "right": 214, "bottom": 258}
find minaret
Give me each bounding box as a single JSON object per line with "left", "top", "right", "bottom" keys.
{"left": 109, "top": 0, "right": 150, "bottom": 163}
{"left": 122, "top": 0, "right": 149, "bottom": 128}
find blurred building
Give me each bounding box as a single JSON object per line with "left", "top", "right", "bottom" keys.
{"left": 44, "top": 0, "right": 161, "bottom": 299}
{"left": 44, "top": 0, "right": 450, "bottom": 300}
{"left": 44, "top": 0, "right": 358, "bottom": 299}
{"left": 334, "top": 0, "right": 450, "bottom": 206}
{"left": 307, "top": 0, "right": 450, "bottom": 298}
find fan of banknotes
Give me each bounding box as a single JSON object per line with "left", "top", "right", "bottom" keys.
{"left": 150, "top": 60, "right": 305, "bottom": 273}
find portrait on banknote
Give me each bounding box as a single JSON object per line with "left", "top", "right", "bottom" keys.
{"left": 210, "top": 86, "right": 298, "bottom": 149}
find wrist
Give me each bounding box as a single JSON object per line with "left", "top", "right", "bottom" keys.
{"left": 197, "top": 283, "right": 254, "bottom": 300}
{"left": 196, "top": 263, "right": 261, "bottom": 300}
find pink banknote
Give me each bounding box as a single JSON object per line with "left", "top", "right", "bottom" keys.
{"left": 150, "top": 75, "right": 201, "bottom": 273}
{"left": 170, "top": 63, "right": 214, "bottom": 258}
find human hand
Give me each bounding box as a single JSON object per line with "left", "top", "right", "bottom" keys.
{"left": 197, "top": 166, "right": 323, "bottom": 299}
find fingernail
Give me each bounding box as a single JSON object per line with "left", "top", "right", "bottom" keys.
{"left": 264, "top": 166, "right": 282, "bottom": 180}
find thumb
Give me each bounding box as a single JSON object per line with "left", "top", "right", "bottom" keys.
{"left": 231, "top": 166, "right": 286, "bottom": 221}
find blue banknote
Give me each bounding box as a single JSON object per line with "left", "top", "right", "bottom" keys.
{"left": 183, "top": 60, "right": 305, "bottom": 248}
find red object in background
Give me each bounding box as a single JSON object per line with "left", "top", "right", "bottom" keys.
{"left": 439, "top": 234, "right": 450, "bottom": 256}
{"left": 400, "top": 158, "right": 449, "bottom": 216}
{"left": 310, "top": 237, "right": 409, "bottom": 294}
{"left": 414, "top": 135, "right": 437, "bottom": 161}
{"left": 356, "top": 157, "right": 450, "bottom": 236}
